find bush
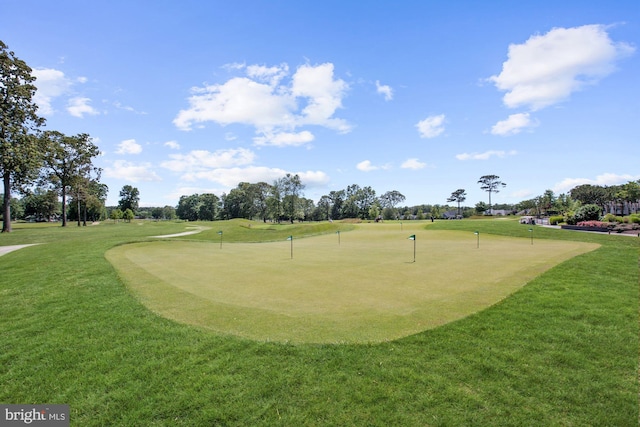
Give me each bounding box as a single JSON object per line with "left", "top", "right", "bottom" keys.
{"left": 629, "top": 214, "right": 640, "bottom": 224}
{"left": 573, "top": 204, "right": 602, "bottom": 223}
{"left": 549, "top": 215, "right": 564, "bottom": 225}
{"left": 602, "top": 213, "right": 620, "bottom": 223}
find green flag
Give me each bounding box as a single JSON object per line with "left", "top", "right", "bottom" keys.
{"left": 287, "top": 235, "right": 293, "bottom": 241}
{"left": 408, "top": 234, "right": 415, "bottom": 240}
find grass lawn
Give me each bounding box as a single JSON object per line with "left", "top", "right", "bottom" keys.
{"left": 0, "top": 218, "right": 637, "bottom": 426}
{"left": 107, "top": 222, "right": 597, "bottom": 343}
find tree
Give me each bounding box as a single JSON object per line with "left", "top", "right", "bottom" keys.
{"left": 281, "top": 174, "right": 304, "bottom": 223}
{"left": 110, "top": 208, "right": 123, "bottom": 222}
{"left": 176, "top": 194, "right": 200, "bottom": 221}
{"left": 123, "top": 208, "right": 135, "bottom": 222}
{"left": 478, "top": 175, "right": 506, "bottom": 214}
{"left": 1, "top": 41, "right": 46, "bottom": 232}
{"left": 118, "top": 185, "right": 140, "bottom": 213}
{"left": 41, "top": 131, "right": 101, "bottom": 227}
{"left": 198, "top": 193, "right": 219, "bottom": 221}
{"left": 446, "top": 189, "right": 467, "bottom": 217}
{"left": 22, "top": 187, "right": 59, "bottom": 222}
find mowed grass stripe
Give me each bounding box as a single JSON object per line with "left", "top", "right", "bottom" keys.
{"left": 107, "top": 224, "right": 598, "bottom": 343}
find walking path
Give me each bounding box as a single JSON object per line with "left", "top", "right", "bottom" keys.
{"left": 0, "top": 244, "right": 41, "bottom": 257}
{"left": 152, "top": 226, "right": 209, "bottom": 238}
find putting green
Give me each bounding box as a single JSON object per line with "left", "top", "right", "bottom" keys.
{"left": 106, "top": 225, "right": 598, "bottom": 343}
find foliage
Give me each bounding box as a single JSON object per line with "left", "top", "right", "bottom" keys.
{"left": 41, "top": 131, "right": 101, "bottom": 227}
{"left": 549, "top": 215, "right": 564, "bottom": 225}
{"left": 118, "top": 185, "right": 140, "bottom": 213}
{"left": 477, "top": 174, "right": 506, "bottom": 211}
{"left": 573, "top": 203, "right": 602, "bottom": 223}
{"left": 0, "top": 40, "right": 46, "bottom": 232}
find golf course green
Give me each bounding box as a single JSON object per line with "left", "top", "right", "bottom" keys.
{"left": 106, "top": 222, "right": 598, "bottom": 343}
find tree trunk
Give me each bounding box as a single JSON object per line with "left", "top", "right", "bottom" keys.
{"left": 61, "top": 187, "right": 67, "bottom": 227}
{"left": 2, "top": 173, "right": 12, "bottom": 233}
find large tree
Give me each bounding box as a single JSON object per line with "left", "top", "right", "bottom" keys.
{"left": 446, "top": 188, "right": 467, "bottom": 217}
{"left": 41, "top": 131, "right": 101, "bottom": 227}
{"left": 118, "top": 185, "right": 140, "bottom": 214}
{"left": 0, "top": 41, "right": 46, "bottom": 232}
{"left": 478, "top": 175, "right": 506, "bottom": 214}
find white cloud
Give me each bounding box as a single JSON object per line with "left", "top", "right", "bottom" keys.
{"left": 103, "top": 160, "right": 162, "bottom": 182}
{"left": 489, "top": 24, "right": 635, "bottom": 111}
{"left": 67, "top": 97, "right": 99, "bottom": 118}
{"left": 491, "top": 113, "right": 537, "bottom": 136}
{"left": 253, "top": 130, "right": 314, "bottom": 147}
{"left": 182, "top": 166, "right": 328, "bottom": 188}
{"left": 356, "top": 160, "right": 377, "bottom": 172}
{"left": 375, "top": 80, "right": 393, "bottom": 101}
{"left": 116, "top": 139, "right": 143, "bottom": 154}
{"left": 164, "top": 140, "right": 181, "bottom": 150}
{"left": 416, "top": 114, "right": 445, "bottom": 138}
{"left": 173, "top": 62, "right": 351, "bottom": 146}
{"left": 456, "top": 150, "right": 517, "bottom": 160}
{"left": 401, "top": 158, "right": 427, "bottom": 170}
{"left": 553, "top": 173, "right": 640, "bottom": 193}
{"left": 161, "top": 148, "right": 256, "bottom": 173}
{"left": 32, "top": 68, "right": 73, "bottom": 115}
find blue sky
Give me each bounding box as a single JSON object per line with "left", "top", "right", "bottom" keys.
{"left": 3, "top": 1, "right": 639, "bottom": 208}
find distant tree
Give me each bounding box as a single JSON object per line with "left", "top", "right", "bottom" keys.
{"left": 198, "top": 193, "right": 219, "bottom": 221}
{"left": 1, "top": 41, "right": 46, "bottom": 232}
{"left": 123, "top": 208, "right": 134, "bottom": 222}
{"left": 176, "top": 194, "right": 200, "bottom": 221}
{"left": 281, "top": 174, "right": 305, "bottom": 223}
{"left": 475, "top": 201, "right": 488, "bottom": 215}
{"left": 41, "top": 131, "right": 101, "bottom": 227}
{"left": 22, "top": 187, "right": 59, "bottom": 221}
{"left": 570, "top": 184, "right": 607, "bottom": 209}
{"left": 446, "top": 188, "right": 467, "bottom": 217}
{"left": 110, "top": 208, "right": 123, "bottom": 222}
{"left": 118, "top": 185, "right": 140, "bottom": 213}
{"left": 478, "top": 175, "right": 506, "bottom": 214}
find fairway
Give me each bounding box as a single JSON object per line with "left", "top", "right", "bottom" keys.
{"left": 107, "top": 223, "right": 598, "bottom": 343}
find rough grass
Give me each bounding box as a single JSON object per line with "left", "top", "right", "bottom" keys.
{"left": 0, "top": 219, "right": 637, "bottom": 426}
{"left": 107, "top": 222, "right": 598, "bottom": 343}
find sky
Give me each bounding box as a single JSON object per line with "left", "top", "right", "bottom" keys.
{"left": 2, "top": 0, "right": 639, "bottom": 208}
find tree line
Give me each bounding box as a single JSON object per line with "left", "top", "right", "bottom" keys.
{"left": 1, "top": 41, "right": 105, "bottom": 232}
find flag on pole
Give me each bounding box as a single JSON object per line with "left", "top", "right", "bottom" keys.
{"left": 217, "top": 231, "right": 223, "bottom": 235}
{"left": 408, "top": 234, "right": 416, "bottom": 240}
{"left": 287, "top": 235, "right": 293, "bottom": 241}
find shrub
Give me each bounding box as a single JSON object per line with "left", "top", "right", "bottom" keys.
{"left": 573, "top": 204, "right": 602, "bottom": 223}
{"left": 602, "top": 213, "right": 618, "bottom": 223}
{"left": 629, "top": 214, "right": 640, "bottom": 224}
{"left": 549, "top": 215, "right": 564, "bottom": 225}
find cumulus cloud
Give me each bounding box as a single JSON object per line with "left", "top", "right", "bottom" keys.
{"left": 116, "top": 139, "right": 143, "bottom": 154}
{"left": 164, "top": 140, "right": 181, "bottom": 150}
{"left": 401, "top": 158, "right": 427, "bottom": 170}
{"left": 491, "top": 113, "right": 537, "bottom": 136}
{"left": 32, "top": 68, "right": 73, "bottom": 115}
{"left": 103, "top": 160, "right": 162, "bottom": 182}
{"left": 173, "top": 62, "right": 351, "bottom": 147}
{"left": 181, "top": 166, "right": 329, "bottom": 188}
{"left": 67, "top": 97, "right": 99, "bottom": 118}
{"left": 553, "top": 173, "right": 640, "bottom": 193}
{"left": 253, "top": 130, "right": 314, "bottom": 147}
{"left": 416, "top": 114, "right": 445, "bottom": 138}
{"left": 161, "top": 148, "right": 256, "bottom": 173}
{"left": 356, "top": 160, "right": 378, "bottom": 172}
{"left": 456, "top": 150, "right": 517, "bottom": 160}
{"left": 375, "top": 80, "right": 393, "bottom": 101}
{"left": 489, "top": 24, "right": 635, "bottom": 111}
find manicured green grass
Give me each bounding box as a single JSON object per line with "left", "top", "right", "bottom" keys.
{"left": 107, "top": 221, "right": 597, "bottom": 343}
{"left": 0, "top": 219, "right": 637, "bottom": 425}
